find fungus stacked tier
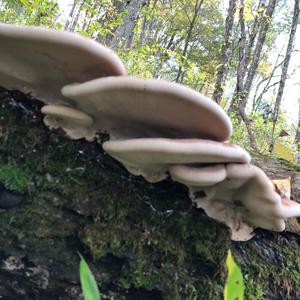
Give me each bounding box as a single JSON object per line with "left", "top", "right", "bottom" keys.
{"left": 0, "top": 23, "right": 299, "bottom": 241}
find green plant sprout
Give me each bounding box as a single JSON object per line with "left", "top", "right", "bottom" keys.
{"left": 79, "top": 254, "right": 101, "bottom": 300}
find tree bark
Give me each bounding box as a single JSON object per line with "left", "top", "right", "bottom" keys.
{"left": 138, "top": 0, "right": 159, "bottom": 47}
{"left": 0, "top": 87, "right": 300, "bottom": 299}
{"left": 241, "top": 0, "right": 277, "bottom": 105}
{"left": 251, "top": 52, "right": 283, "bottom": 112}
{"left": 70, "top": 1, "right": 85, "bottom": 32}
{"left": 64, "top": 0, "right": 77, "bottom": 30}
{"left": 244, "top": 0, "right": 266, "bottom": 74}
{"left": 232, "top": 0, "right": 247, "bottom": 114}
{"left": 212, "top": 0, "right": 238, "bottom": 104}
{"left": 295, "top": 98, "right": 300, "bottom": 150}
{"left": 269, "top": 0, "right": 299, "bottom": 153}
{"left": 110, "top": 0, "right": 145, "bottom": 50}
{"left": 228, "top": 0, "right": 266, "bottom": 112}
{"left": 230, "top": 0, "right": 277, "bottom": 150}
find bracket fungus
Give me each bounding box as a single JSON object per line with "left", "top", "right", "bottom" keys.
{"left": 1, "top": 23, "right": 299, "bottom": 241}
{"left": 169, "top": 164, "right": 227, "bottom": 188}
{"left": 0, "top": 23, "right": 126, "bottom": 105}
{"left": 41, "top": 105, "right": 95, "bottom": 140}
{"left": 171, "top": 163, "right": 300, "bottom": 241}
{"left": 103, "top": 138, "right": 250, "bottom": 182}
{"left": 61, "top": 76, "right": 233, "bottom": 141}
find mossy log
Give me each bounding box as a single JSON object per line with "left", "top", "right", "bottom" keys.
{"left": 0, "top": 87, "right": 300, "bottom": 300}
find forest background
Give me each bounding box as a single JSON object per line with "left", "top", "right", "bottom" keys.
{"left": 0, "top": 0, "right": 299, "bottom": 161}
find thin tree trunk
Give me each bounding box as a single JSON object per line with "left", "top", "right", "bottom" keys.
{"left": 64, "top": 0, "right": 77, "bottom": 30}
{"left": 102, "top": 0, "right": 126, "bottom": 45}
{"left": 228, "top": 0, "right": 265, "bottom": 112}
{"left": 138, "top": 0, "right": 158, "bottom": 47}
{"left": 239, "top": 0, "right": 277, "bottom": 150}
{"left": 295, "top": 98, "right": 300, "bottom": 150}
{"left": 110, "top": 0, "right": 144, "bottom": 50}
{"left": 212, "top": 0, "right": 238, "bottom": 104}
{"left": 244, "top": 0, "right": 266, "bottom": 73}
{"left": 70, "top": 1, "right": 85, "bottom": 32}
{"left": 175, "top": 0, "right": 204, "bottom": 83}
{"left": 252, "top": 52, "right": 283, "bottom": 112}
{"left": 269, "top": 0, "right": 299, "bottom": 153}
{"left": 82, "top": 3, "right": 98, "bottom": 32}
{"left": 228, "top": 0, "right": 247, "bottom": 114}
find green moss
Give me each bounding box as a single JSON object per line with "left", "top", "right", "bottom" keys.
{"left": 245, "top": 278, "right": 264, "bottom": 300}
{"left": 121, "top": 260, "right": 160, "bottom": 290}
{"left": 235, "top": 236, "right": 300, "bottom": 300}
{"left": 0, "top": 163, "right": 29, "bottom": 192}
{"left": 2, "top": 89, "right": 300, "bottom": 299}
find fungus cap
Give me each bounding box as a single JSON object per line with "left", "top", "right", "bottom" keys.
{"left": 189, "top": 164, "right": 299, "bottom": 241}
{"left": 103, "top": 138, "right": 250, "bottom": 182}
{"left": 169, "top": 164, "right": 226, "bottom": 188}
{"left": 41, "top": 105, "right": 94, "bottom": 140}
{"left": 0, "top": 23, "right": 126, "bottom": 104}
{"left": 62, "top": 76, "right": 233, "bottom": 141}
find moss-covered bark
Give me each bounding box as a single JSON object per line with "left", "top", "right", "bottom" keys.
{"left": 0, "top": 87, "right": 299, "bottom": 300}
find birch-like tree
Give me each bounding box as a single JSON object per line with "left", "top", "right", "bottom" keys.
{"left": 110, "top": 0, "right": 145, "bottom": 50}
{"left": 212, "top": 0, "right": 238, "bottom": 104}
{"left": 270, "top": 0, "right": 299, "bottom": 152}
{"left": 230, "top": 0, "right": 277, "bottom": 150}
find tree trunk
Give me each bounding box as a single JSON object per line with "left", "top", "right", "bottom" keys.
{"left": 231, "top": 0, "right": 277, "bottom": 150}
{"left": 228, "top": 0, "right": 266, "bottom": 112}
{"left": 110, "top": 0, "right": 144, "bottom": 50}
{"left": 241, "top": 0, "right": 277, "bottom": 104}
{"left": 64, "top": 0, "right": 77, "bottom": 30}
{"left": 70, "top": 1, "right": 85, "bottom": 32}
{"left": 212, "top": 0, "right": 237, "bottom": 104}
{"left": 269, "top": 0, "right": 299, "bottom": 153}
{"left": 295, "top": 98, "right": 300, "bottom": 150}
{"left": 251, "top": 52, "right": 283, "bottom": 112}
{"left": 1, "top": 87, "right": 300, "bottom": 300}
{"left": 138, "top": 0, "right": 158, "bottom": 47}
{"left": 244, "top": 0, "right": 266, "bottom": 74}
{"left": 101, "top": 0, "right": 126, "bottom": 45}
{"left": 229, "top": 0, "right": 247, "bottom": 115}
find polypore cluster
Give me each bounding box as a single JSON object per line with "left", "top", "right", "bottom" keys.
{"left": 0, "top": 23, "right": 299, "bottom": 241}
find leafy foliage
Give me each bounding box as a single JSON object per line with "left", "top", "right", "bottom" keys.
{"left": 0, "top": 0, "right": 59, "bottom": 27}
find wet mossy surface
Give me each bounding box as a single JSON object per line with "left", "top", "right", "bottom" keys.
{"left": 0, "top": 87, "right": 299, "bottom": 299}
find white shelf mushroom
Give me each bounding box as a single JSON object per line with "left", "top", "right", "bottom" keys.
{"left": 41, "top": 105, "right": 95, "bottom": 140}
{"left": 170, "top": 163, "right": 300, "bottom": 241}
{"left": 169, "top": 164, "right": 227, "bottom": 188}
{"left": 1, "top": 23, "right": 298, "bottom": 242}
{"left": 103, "top": 138, "right": 250, "bottom": 182}
{"left": 61, "top": 76, "right": 233, "bottom": 141}
{"left": 0, "top": 23, "right": 126, "bottom": 105}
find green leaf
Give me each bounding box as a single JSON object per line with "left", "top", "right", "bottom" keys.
{"left": 79, "top": 254, "right": 101, "bottom": 300}
{"left": 224, "top": 250, "right": 244, "bottom": 300}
